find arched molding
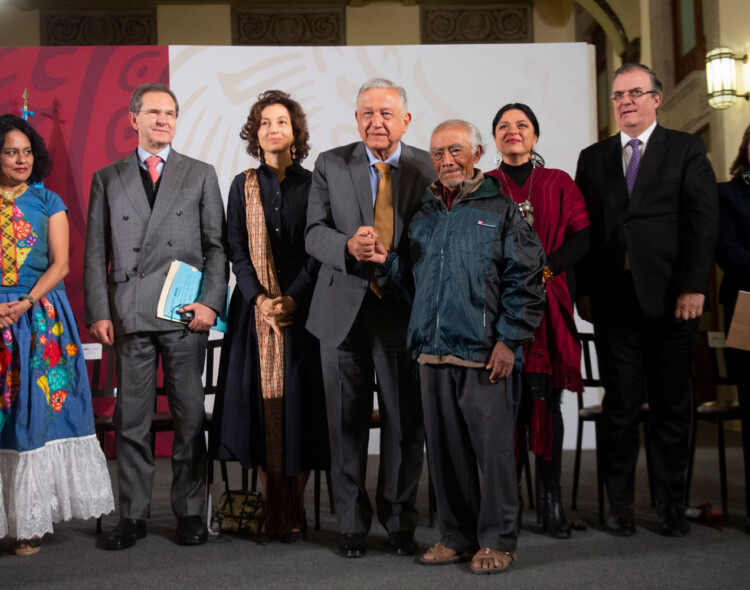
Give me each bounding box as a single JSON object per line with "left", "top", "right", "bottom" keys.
{"left": 574, "top": 0, "right": 639, "bottom": 63}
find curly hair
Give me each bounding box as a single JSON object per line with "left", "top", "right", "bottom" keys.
{"left": 0, "top": 114, "right": 52, "bottom": 184}
{"left": 729, "top": 123, "right": 750, "bottom": 179}
{"left": 240, "top": 90, "right": 310, "bottom": 163}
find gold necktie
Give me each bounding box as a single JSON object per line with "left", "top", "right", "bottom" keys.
{"left": 371, "top": 162, "right": 393, "bottom": 298}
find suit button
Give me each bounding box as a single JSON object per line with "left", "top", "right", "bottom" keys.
{"left": 123, "top": 215, "right": 129, "bottom": 221}
{"left": 167, "top": 241, "right": 173, "bottom": 246}
{"left": 176, "top": 211, "right": 182, "bottom": 216}
{"left": 133, "top": 247, "right": 140, "bottom": 252}
{"left": 140, "top": 273, "right": 145, "bottom": 278}
{"left": 360, "top": 284, "right": 367, "bottom": 291}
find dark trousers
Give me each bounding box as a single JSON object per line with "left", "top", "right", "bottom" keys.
{"left": 723, "top": 302, "right": 750, "bottom": 517}
{"left": 420, "top": 364, "right": 520, "bottom": 553}
{"left": 114, "top": 330, "right": 208, "bottom": 520}
{"left": 593, "top": 276, "right": 697, "bottom": 506}
{"left": 320, "top": 294, "right": 424, "bottom": 535}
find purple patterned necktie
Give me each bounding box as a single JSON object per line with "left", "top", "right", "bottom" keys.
{"left": 625, "top": 138, "right": 641, "bottom": 196}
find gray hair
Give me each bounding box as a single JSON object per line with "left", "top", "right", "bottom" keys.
{"left": 611, "top": 63, "right": 663, "bottom": 95}
{"left": 129, "top": 82, "right": 180, "bottom": 116}
{"left": 356, "top": 78, "right": 408, "bottom": 113}
{"left": 432, "top": 119, "right": 484, "bottom": 154}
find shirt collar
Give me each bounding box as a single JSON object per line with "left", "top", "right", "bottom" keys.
{"left": 620, "top": 120, "right": 657, "bottom": 149}
{"left": 365, "top": 142, "right": 402, "bottom": 169}
{"left": 137, "top": 145, "right": 171, "bottom": 166}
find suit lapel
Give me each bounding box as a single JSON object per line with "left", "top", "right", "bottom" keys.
{"left": 603, "top": 134, "right": 629, "bottom": 210}
{"left": 628, "top": 125, "right": 666, "bottom": 211}
{"left": 394, "top": 142, "right": 417, "bottom": 245}
{"left": 117, "top": 153, "right": 152, "bottom": 223}
{"left": 348, "top": 143, "right": 374, "bottom": 226}
{"left": 142, "top": 149, "right": 186, "bottom": 245}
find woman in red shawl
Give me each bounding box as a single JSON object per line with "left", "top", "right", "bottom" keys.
{"left": 486, "top": 103, "right": 589, "bottom": 539}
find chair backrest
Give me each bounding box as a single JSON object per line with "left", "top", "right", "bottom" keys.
{"left": 579, "top": 333, "right": 600, "bottom": 388}
{"left": 691, "top": 331, "right": 733, "bottom": 406}
{"left": 84, "top": 343, "right": 117, "bottom": 399}
{"left": 578, "top": 333, "right": 601, "bottom": 410}
{"left": 203, "top": 339, "right": 222, "bottom": 396}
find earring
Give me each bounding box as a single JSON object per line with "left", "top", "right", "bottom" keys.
{"left": 530, "top": 148, "right": 545, "bottom": 168}
{"left": 494, "top": 151, "right": 503, "bottom": 167}
{"left": 291, "top": 145, "right": 296, "bottom": 161}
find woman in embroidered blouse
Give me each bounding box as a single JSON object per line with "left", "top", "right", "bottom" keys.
{"left": 209, "top": 91, "right": 329, "bottom": 543}
{"left": 0, "top": 114, "right": 113, "bottom": 555}
{"left": 485, "top": 103, "right": 589, "bottom": 539}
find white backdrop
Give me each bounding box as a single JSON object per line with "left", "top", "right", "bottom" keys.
{"left": 173, "top": 42, "right": 602, "bottom": 451}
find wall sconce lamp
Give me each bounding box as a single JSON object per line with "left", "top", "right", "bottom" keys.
{"left": 706, "top": 46, "right": 749, "bottom": 110}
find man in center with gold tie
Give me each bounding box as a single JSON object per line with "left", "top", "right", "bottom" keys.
{"left": 305, "top": 78, "right": 435, "bottom": 558}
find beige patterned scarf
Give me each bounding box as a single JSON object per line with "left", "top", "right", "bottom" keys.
{"left": 244, "top": 169, "right": 284, "bottom": 400}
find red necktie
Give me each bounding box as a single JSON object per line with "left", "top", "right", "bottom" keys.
{"left": 146, "top": 156, "right": 161, "bottom": 185}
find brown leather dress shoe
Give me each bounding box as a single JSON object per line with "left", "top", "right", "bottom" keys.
{"left": 606, "top": 502, "right": 636, "bottom": 536}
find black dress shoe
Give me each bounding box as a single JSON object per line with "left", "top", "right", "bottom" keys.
{"left": 387, "top": 531, "right": 417, "bottom": 556}
{"left": 176, "top": 516, "right": 208, "bottom": 546}
{"left": 541, "top": 490, "right": 572, "bottom": 539}
{"left": 338, "top": 532, "right": 367, "bottom": 558}
{"left": 606, "top": 502, "right": 636, "bottom": 536}
{"left": 105, "top": 518, "right": 147, "bottom": 550}
{"left": 657, "top": 503, "right": 690, "bottom": 537}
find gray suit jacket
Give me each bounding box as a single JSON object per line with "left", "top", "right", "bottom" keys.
{"left": 305, "top": 141, "right": 435, "bottom": 347}
{"left": 84, "top": 149, "right": 227, "bottom": 335}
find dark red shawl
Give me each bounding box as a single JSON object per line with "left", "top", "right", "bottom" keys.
{"left": 486, "top": 166, "right": 588, "bottom": 394}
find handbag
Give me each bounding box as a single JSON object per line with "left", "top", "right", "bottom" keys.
{"left": 211, "top": 488, "right": 265, "bottom": 535}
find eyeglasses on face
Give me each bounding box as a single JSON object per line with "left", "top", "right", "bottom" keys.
{"left": 610, "top": 89, "right": 658, "bottom": 102}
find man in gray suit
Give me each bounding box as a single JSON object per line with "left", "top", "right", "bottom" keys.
{"left": 84, "top": 83, "right": 227, "bottom": 550}
{"left": 305, "top": 78, "right": 435, "bottom": 558}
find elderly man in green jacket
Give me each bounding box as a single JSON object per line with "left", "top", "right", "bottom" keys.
{"left": 406, "top": 119, "right": 545, "bottom": 575}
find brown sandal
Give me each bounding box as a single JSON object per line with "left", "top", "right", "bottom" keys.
{"left": 15, "top": 536, "right": 42, "bottom": 556}
{"left": 470, "top": 547, "right": 516, "bottom": 575}
{"left": 417, "top": 542, "right": 471, "bottom": 565}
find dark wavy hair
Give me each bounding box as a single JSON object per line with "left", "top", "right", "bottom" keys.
{"left": 240, "top": 90, "right": 310, "bottom": 163}
{"left": 0, "top": 114, "right": 52, "bottom": 184}
{"left": 491, "top": 103, "right": 544, "bottom": 166}
{"left": 729, "top": 123, "right": 750, "bottom": 179}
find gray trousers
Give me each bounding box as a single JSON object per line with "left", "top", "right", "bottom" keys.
{"left": 114, "top": 330, "right": 208, "bottom": 520}
{"left": 320, "top": 294, "right": 424, "bottom": 535}
{"left": 420, "top": 364, "right": 520, "bottom": 553}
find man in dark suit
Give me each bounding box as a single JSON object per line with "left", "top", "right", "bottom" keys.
{"left": 84, "top": 83, "right": 227, "bottom": 549}
{"left": 305, "top": 78, "right": 435, "bottom": 557}
{"left": 575, "top": 64, "right": 717, "bottom": 537}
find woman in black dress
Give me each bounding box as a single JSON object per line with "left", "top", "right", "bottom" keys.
{"left": 715, "top": 122, "right": 750, "bottom": 532}
{"left": 210, "top": 90, "right": 329, "bottom": 542}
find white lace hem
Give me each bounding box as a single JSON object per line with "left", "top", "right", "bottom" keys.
{"left": 0, "top": 434, "right": 114, "bottom": 539}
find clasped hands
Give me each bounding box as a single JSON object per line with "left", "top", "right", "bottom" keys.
{"left": 0, "top": 299, "right": 34, "bottom": 329}
{"left": 256, "top": 294, "right": 297, "bottom": 336}
{"left": 347, "top": 226, "right": 388, "bottom": 264}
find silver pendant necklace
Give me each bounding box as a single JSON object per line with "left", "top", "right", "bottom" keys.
{"left": 498, "top": 162, "right": 535, "bottom": 226}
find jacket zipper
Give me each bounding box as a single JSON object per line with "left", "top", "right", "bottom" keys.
{"left": 433, "top": 203, "right": 451, "bottom": 349}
